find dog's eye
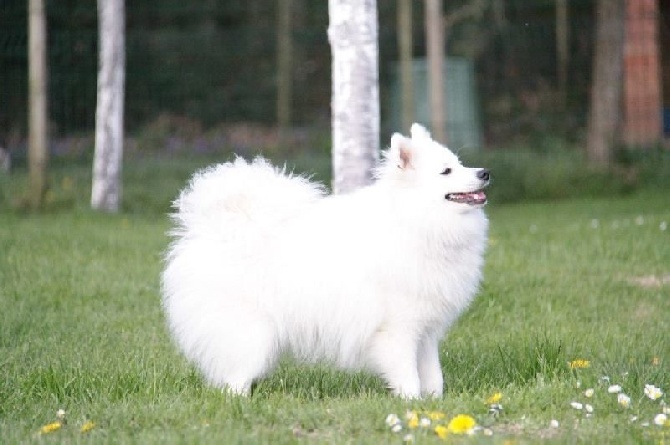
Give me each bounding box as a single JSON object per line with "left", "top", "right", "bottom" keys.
{"left": 441, "top": 167, "right": 452, "bottom": 175}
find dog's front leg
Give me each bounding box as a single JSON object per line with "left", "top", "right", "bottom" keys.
{"left": 367, "top": 330, "right": 421, "bottom": 398}
{"left": 417, "top": 334, "right": 444, "bottom": 397}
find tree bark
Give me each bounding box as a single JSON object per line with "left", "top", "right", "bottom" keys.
{"left": 425, "top": 0, "right": 446, "bottom": 143}
{"left": 328, "top": 0, "right": 380, "bottom": 194}
{"left": 92, "top": 0, "right": 125, "bottom": 212}
{"left": 555, "top": 0, "right": 569, "bottom": 109}
{"left": 277, "top": 0, "right": 293, "bottom": 142}
{"left": 586, "top": 0, "right": 625, "bottom": 167}
{"left": 397, "top": 0, "right": 414, "bottom": 131}
{"left": 28, "top": 0, "right": 48, "bottom": 210}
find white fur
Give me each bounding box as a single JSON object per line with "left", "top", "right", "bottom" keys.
{"left": 162, "top": 124, "right": 489, "bottom": 398}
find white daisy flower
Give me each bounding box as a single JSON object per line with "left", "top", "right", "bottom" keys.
{"left": 608, "top": 385, "right": 622, "bottom": 394}
{"left": 585, "top": 404, "right": 594, "bottom": 414}
{"left": 391, "top": 423, "right": 403, "bottom": 433}
{"left": 570, "top": 402, "right": 583, "bottom": 410}
{"left": 584, "top": 388, "right": 594, "bottom": 398}
{"left": 549, "top": 419, "right": 559, "bottom": 428}
{"left": 644, "top": 384, "right": 663, "bottom": 401}
{"left": 617, "top": 393, "right": 631, "bottom": 408}
{"left": 654, "top": 413, "right": 668, "bottom": 426}
{"left": 385, "top": 414, "right": 400, "bottom": 427}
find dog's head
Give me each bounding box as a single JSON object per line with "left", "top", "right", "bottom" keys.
{"left": 381, "top": 123, "right": 490, "bottom": 209}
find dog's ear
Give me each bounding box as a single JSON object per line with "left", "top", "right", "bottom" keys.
{"left": 410, "top": 123, "right": 431, "bottom": 141}
{"left": 391, "top": 133, "right": 413, "bottom": 170}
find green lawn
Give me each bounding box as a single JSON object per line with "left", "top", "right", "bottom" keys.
{"left": 0, "top": 168, "right": 669, "bottom": 443}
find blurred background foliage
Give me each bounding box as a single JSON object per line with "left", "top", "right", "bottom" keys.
{"left": 0, "top": 0, "right": 669, "bottom": 210}
{"left": 1, "top": 0, "right": 598, "bottom": 142}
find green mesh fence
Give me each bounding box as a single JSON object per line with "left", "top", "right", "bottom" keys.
{"left": 1, "top": 0, "right": 667, "bottom": 150}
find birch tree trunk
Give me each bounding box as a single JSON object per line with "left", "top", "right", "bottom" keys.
{"left": 397, "top": 0, "right": 414, "bottom": 131}
{"left": 92, "top": 0, "right": 125, "bottom": 212}
{"left": 586, "top": 0, "right": 625, "bottom": 167}
{"left": 425, "top": 0, "right": 445, "bottom": 144}
{"left": 328, "top": 0, "right": 380, "bottom": 195}
{"left": 28, "top": 0, "right": 48, "bottom": 210}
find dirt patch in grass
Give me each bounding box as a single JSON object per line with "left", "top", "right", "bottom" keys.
{"left": 626, "top": 274, "right": 670, "bottom": 288}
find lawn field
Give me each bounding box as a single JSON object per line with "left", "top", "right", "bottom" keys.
{"left": 0, "top": 169, "right": 669, "bottom": 443}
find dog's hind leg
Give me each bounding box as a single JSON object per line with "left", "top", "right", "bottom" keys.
{"left": 198, "top": 308, "right": 280, "bottom": 396}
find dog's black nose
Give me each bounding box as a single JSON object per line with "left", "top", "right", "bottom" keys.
{"left": 477, "top": 169, "right": 490, "bottom": 181}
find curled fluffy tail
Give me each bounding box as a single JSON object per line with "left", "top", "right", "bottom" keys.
{"left": 170, "top": 156, "right": 324, "bottom": 240}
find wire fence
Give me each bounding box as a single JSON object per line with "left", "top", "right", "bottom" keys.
{"left": 1, "top": 0, "right": 668, "bottom": 153}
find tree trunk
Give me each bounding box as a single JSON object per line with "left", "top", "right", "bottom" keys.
{"left": 586, "top": 0, "right": 625, "bottom": 167}
{"left": 555, "top": 0, "right": 569, "bottom": 109}
{"left": 397, "top": 0, "right": 414, "bottom": 131}
{"left": 92, "top": 0, "right": 125, "bottom": 212}
{"left": 425, "top": 0, "right": 446, "bottom": 143}
{"left": 28, "top": 0, "right": 48, "bottom": 210}
{"left": 277, "top": 0, "right": 293, "bottom": 142}
{"left": 328, "top": 0, "right": 380, "bottom": 194}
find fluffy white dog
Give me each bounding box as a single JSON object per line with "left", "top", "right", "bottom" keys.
{"left": 162, "top": 124, "right": 489, "bottom": 398}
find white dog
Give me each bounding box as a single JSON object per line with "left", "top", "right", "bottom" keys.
{"left": 162, "top": 124, "right": 489, "bottom": 398}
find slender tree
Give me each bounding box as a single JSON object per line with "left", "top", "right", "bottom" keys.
{"left": 277, "top": 0, "right": 293, "bottom": 142}
{"left": 556, "top": 0, "right": 569, "bottom": 109}
{"left": 92, "top": 0, "right": 125, "bottom": 212}
{"left": 425, "top": 0, "right": 445, "bottom": 143}
{"left": 28, "top": 0, "right": 48, "bottom": 210}
{"left": 397, "top": 0, "right": 414, "bottom": 131}
{"left": 586, "top": 0, "right": 625, "bottom": 166}
{"left": 328, "top": 0, "right": 380, "bottom": 194}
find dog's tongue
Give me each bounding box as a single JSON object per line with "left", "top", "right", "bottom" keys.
{"left": 447, "top": 191, "right": 487, "bottom": 205}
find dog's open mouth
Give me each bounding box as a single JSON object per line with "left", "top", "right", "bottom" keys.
{"left": 445, "top": 190, "right": 487, "bottom": 205}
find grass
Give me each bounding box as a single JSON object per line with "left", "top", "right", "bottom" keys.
{"left": 0, "top": 156, "right": 669, "bottom": 443}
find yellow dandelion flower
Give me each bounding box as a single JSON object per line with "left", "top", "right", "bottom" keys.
{"left": 426, "top": 411, "right": 446, "bottom": 421}
{"left": 487, "top": 392, "right": 503, "bottom": 404}
{"left": 40, "top": 422, "right": 62, "bottom": 434}
{"left": 407, "top": 413, "right": 419, "bottom": 429}
{"left": 447, "top": 414, "right": 476, "bottom": 435}
{"left": 568, "top": 359, "right": 590, "bottom": 369}
{"left": 80, "top": 421, "right": 95, "bottom": 433}
{"left": 434, "top": 424, "right": 449, "bottom": 439}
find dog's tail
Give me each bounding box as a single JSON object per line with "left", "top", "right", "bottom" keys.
{"left": 170, "top": 156, "right": 324, "bottom": 242}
